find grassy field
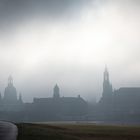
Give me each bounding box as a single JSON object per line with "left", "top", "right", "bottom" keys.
{"left": 16, "top": 123, "right": 140, "bottom": 140}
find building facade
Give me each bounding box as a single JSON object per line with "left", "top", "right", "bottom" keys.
{"left": 0, "top": 76, "right": 23, "bottom": 111}
{"left": 100, "top": 67, "right": 113, "bottom": 104}
{"left": 99, "top": 67, "right": 140, "bottom": 121}
{"left": 27, "top": 84, "right": 88, "bottom": 121}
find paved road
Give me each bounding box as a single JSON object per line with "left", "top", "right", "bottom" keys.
{"left": 0, "top": 121, "right": 18, "bottom": 140}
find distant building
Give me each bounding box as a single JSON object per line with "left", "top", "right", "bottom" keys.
{"left": 100, "top": 67, "right": 113, "bottom": 104}
{"left": 1, "top": 69, "right": 140, "bottom": 122}
{"left": 0, "top": 78, "right": 88, "bottom": 121}
{"left": 28, "top": 84, "right": 88, "bottom": 121}
{"left": 0, "top": 76, "right": 23, "bottom": 111}
{"left": 113, "top": 87, "right": 140, "bottom": 114}
{"left": 99, "top": 67, "right": 140, "bottom": 119}
{"left": 4, "top": 76, "right": 18, "bottom": 103}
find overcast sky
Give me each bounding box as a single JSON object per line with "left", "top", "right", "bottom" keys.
{"left": 0, "top": 0, "right": 140, "bottom": 102}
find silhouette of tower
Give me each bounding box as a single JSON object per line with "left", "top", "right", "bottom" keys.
{"left": 102, "top": 66, "right": 113, "bottom": 102}
{"left": 4, "top": 76, "right": 17, "bottom": 103}
{"left": 53, "top": 84, "right": 60, "bottom": 99}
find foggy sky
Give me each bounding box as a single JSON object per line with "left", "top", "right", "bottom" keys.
{"left": 0, "top": 0, "right": 140, "bottom": 102}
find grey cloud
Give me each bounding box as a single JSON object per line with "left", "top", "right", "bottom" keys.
{"left": 0, "top": 0, "right": 139, "bottom": 30}
{"left": 0, "top": 0, "right": 93, "bottom": 29}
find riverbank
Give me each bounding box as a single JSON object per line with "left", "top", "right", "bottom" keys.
{"left": 16, "top": 123, "right": 140, "bottom": 140}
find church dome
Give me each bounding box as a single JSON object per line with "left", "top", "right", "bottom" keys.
{"left": 4, "top": 76, "right": 17, "bottom": 103}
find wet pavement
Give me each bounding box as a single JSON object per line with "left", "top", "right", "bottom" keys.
{"left": 0, "top": 121, "right": 18, "bottom": 140}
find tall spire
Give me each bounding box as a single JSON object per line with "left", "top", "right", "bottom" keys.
{"left": 102, "top": 66, "right": 113, "bottom": 103}
{"left": 104, "top": 65, "right": 109, "bottom": 82}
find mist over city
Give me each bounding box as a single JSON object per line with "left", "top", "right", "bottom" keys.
{"left": 0, "top": 1, "right": 140, "bottom": 140}
{"left": 0, "top": 0, "right": 139, "bottom": 102}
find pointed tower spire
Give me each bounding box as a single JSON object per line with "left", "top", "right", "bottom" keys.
{"left": 101, "top": 66, "right": 113, "bottom": 103}
{"left": 104, "top": 65, "right": 109, "bottom": 82}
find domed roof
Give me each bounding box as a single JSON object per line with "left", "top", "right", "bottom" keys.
{"left": 4, "top": 76, "right": 17, "bottom": 103}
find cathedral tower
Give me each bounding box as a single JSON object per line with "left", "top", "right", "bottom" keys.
{"left": 102, "top": 66, "right": 113, "bottom": 102}
{"left": 4, "top": 76, "right": 18, "bottom": 104}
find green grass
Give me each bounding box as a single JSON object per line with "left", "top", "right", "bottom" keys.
{"left": 16, "top": 123, "right": 140, "bottom": 140}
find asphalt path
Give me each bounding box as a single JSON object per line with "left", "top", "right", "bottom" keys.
{"left": 0, "top": 121, "right": 18, "bottom": 140}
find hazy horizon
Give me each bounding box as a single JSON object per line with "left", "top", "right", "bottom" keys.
{"left": 0, "top": 0, "right": 140, "bottom": 102}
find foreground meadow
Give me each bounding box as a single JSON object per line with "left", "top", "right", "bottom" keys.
{"left": 17, "top": 123, "right": 140, "bottom": 140}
